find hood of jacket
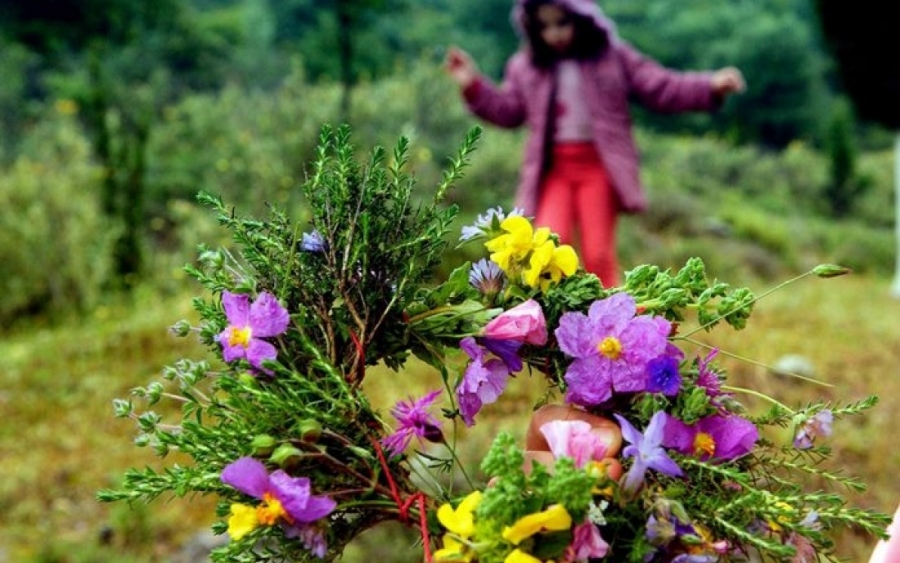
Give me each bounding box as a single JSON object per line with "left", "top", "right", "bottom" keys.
{"left": 511, "top": 0, "right": 617, "bottom": 41}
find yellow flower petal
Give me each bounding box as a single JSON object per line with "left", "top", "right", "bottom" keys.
{"left": 434, "top": 535, "right": 474, "bottom": 563}
{"left": 502, "top": 504, "right": 572, "bottom": 545}
{"left": 437, "top": 491, "right": 483, "bottom": 538}
{"left": 227, "top": 503, "right": 260, "bottom": 540}
{"left": 524, "top": 241, "right": 554, "bottom": 288}
{"left": 504, "top": 548, "right": 543, "bottom": 563}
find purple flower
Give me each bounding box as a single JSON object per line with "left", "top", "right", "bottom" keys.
{"left": 646, "top": 355, "right": 682, "bottom": 396}
{"left": 482, "top": 338, "right": 524, "bottom": 372}
{"left": 662, "top": 413, "right": 758, "bottom": 461}
{"left": 381, "top": 390, "right": 444, "bottom": 456}
{"left": 615, "top": 411, "right": 683, "bottom": 494}
{"left": 793, "top": 410, "right": 833, "bottom": 449}
{"left": 221, "top": 457, "right": 336, "bottom": 554}
{"left": 556, "top": 293, "right": 672, "bottom": 407}
{"left": 217, "top": 291, "right": 290, "bottom": 373}
{"left": 695, "top": 349, "right": 725, "bottom": 399}
{"left": 300, "top": 230, "right": 326, "bottom": 252}
{"left": 456, "top": 336, "right": 512, "bottom": 426}
{"left": 469, "top": 258, "right": 506, "bottom": 295}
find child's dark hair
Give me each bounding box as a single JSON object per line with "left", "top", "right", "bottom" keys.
{"left": 522, "top": 0, "right": 609, "bottom": 68}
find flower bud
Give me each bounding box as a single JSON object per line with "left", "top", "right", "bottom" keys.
{"left": 812, "top": 264, "right": 851, "bottom": 278}
{"left": 168, "top": 319, "right": 193, "bottom": 338}
{"left": 269, "top": 443, "right": 305, "bottom": 468}
{"left": 251, "top": 434, "right": 278, "bottom": 455}
{"left": 294, "top": 419, "right": 323, "bottom": 443}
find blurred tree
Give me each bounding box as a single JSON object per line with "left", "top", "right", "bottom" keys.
{"left": 603, "top": 0, "right": 830, "bottom": 148}
{"left": 0, "top": 0, "right": 233, "bottom": 285}
{"left": 268, "top": 0, "right": 407, "bottom": 121}
{"left": 814, "top": 0, "right": 900, "bottom": 296}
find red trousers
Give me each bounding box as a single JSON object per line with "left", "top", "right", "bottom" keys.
{"left": 535, "top": 142, "right": 620, "bottom": 287}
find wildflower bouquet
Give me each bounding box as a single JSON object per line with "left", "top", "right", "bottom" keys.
{"left": 101, "top": 126, "right": 890, "bottom": 563}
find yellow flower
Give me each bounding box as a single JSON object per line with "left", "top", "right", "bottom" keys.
{"left": 485, "top": 216, "right": 535, "bottom": 272}
{"left": 502, "top": 504, "right": 572, "bottom": 545}
{"left": 523, "top": 239, "right": 555, "bottom": 288}
{"left": 227, "top": 503, "right": 260, "bottom": 540}
{"left": 437, "top": 491, "right": 483, "bottom": 538}
{"left": 504, "top": 548, "right": 545, "bottom": 563}
{"left": 434, "top": 534, "right": 474, "bottom": 563}
{"left": 539, "top": 244, "right": 578, "bottom": 291}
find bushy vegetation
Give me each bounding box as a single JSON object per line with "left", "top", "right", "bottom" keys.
{"left": 2, "top": 57, "right": 896, "bottom": 327}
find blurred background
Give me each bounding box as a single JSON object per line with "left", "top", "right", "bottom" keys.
{"left": 1, "top": 0, "right": 898, "bottom": 562}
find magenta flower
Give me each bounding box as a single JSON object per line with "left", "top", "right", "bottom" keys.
{"left": 564, "top": 520, "right": 609, "bottom": 562}
{"left": 556, "top": 293, "right": 672, "bottom": 406}
{"left": 456, "top": 336, "right": 512, "bottom": 426}
{"left": 662, "top": 413, "right": 758, "bottom": 461}
{"left": 539, "top": 419, "right": 611, "bottom": 469}
{"left": 381, "top": 390, "right": 444, "bottom": 456}
{"left": 483, "top": 298, "right": 547, "bottom": 345}
{"left": 695, "top": 349, "right": 725, "bottom": 400}
{"left": 217, "top": 291, "right": 290, "bottom": 372}
{"left": 793, "top": 410, "right": 833, "bottom": 449}
{"left": 221, "top": 457, "right": 336, "bottom": 554}
{"left": 616, "top": 411, "right": 683, "bottom": 494}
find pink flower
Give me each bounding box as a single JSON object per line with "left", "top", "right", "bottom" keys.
{"left": 217, "top": 291, "right": 290, "bottom": 373}
{"left": 564, "top": 520, "right": 609, "bottom": 562}
{"left": 483, "top": 299, "right": 547, "bottom": 345}
{"left": 539, "top": 419, "right": 611, "bottom": 469}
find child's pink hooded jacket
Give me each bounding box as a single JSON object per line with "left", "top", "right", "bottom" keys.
{"left": 462, "top": 0, "right": 722, "bottom": 214}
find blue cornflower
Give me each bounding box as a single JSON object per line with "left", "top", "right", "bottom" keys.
{"left": 300, "top": 230, "right": 326, "bottom": 252}
{"left": 469, "top": 258, "right": 506, "bottom": 296}
{"left": 646, "top": 356, "right": 682, "bottom": 396}
{"left": 615, "top": 411, "right": 683, "bottom": 494}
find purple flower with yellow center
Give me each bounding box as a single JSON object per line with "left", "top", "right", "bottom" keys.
{"left": 469, "top": 258, "right": 506, "bottom": 296}
{"left": 556, "top": 293, "right": 672, "bottom": 407}
{"left": 217, "top": 291, "right": 290, "bottom": 373}
{"left": 456, "top": 337, "right": 513, "bottom": 426}
{"left": 220, "top": 457, "right": 336, "bottom": 555}
{"left": 615, "top": 411, "right": 683, "bottom": 494}
{"left": 381, "top": 389, "right": 444, "bottom": 456}
{"left": 793, "top": 409, "right": 833, "bottom": 449}
{"left": 662, "top": 413, "right": 758, "bottom": 461}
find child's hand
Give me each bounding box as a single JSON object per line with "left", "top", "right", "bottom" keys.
{"left": 711, "top": 66, "right": 746, "bottom": 96}
{"left": 444, "top": 46, "right": 478, "bottom": 89}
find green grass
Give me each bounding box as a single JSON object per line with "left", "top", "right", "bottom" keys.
{"left": 2, "top": 272, "right": 900, "bottom": 562}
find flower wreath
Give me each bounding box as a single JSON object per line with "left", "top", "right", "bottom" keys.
{"left": 102, "top": 126, "right": 889, "bottom": 563}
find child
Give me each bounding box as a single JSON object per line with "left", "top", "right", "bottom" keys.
{"left": 445, "top": 0, "right": 745, "bottom": 287}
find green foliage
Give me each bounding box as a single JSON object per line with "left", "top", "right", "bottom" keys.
{"left": 0, "top": 111, "right": 116, "bottom": 324}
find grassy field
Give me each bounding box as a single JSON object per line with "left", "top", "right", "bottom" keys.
{"left": 2, "top": 271, "right": 899, "bottom": 562}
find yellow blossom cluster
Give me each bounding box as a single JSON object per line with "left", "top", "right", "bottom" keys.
{"left": 484, "top": 216, "right": 578, "bottom": 292}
